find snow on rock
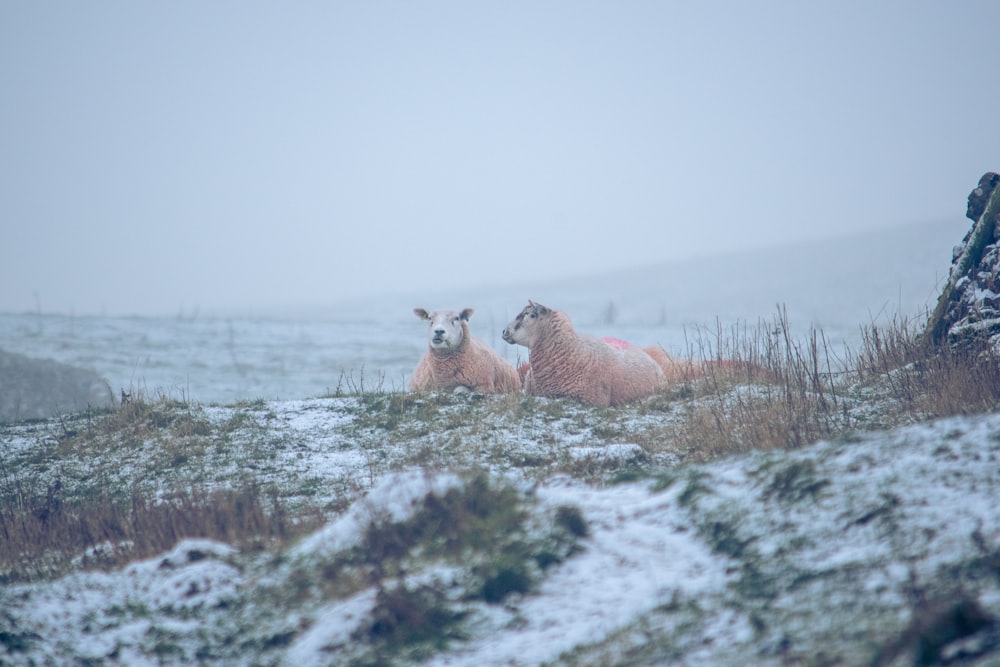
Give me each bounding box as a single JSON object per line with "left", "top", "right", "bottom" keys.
{"left": 926, "top": 171, "right": 1000, "bottom": 351}
{"left": 0, "top": 348, "right": 111, "bottom": 422}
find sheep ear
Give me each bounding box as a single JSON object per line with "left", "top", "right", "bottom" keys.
{"left": 460, "top": 308, "right": 474, "bottom": 321}
{"left": 529, "top": 300, "right": 548, "bottom": 315}
{"left": 414, "top": 308, "right": 430, "bottom": 320}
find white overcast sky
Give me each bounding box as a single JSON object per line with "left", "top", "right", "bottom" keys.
{"left": 2, "top": 1, "right": 998, "bottom": 316}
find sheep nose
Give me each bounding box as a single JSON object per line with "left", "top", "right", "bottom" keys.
{"left": 434, "top": 328, "right": 446, "bottom": 336}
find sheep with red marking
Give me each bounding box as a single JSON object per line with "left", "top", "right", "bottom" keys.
{"left": 410, "top": 308, "right": 521, "bottom": 394}
{"left": 502, "top": 300, "right": 701, "bottom": 407}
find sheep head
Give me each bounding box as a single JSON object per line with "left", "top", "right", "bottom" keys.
{"left": 502, "top": 300, "right": 551, "bottom": 348}
{"left": 414, "top": 307, "right": 473, "bottom": 351}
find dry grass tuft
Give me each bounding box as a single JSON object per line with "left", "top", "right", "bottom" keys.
{"left": 0, "top": 474, "right": 325, "bottom": 582}
{"left": 0, "top": 391, "right": 327, "bottom": 583}
{"left": 849, "top": 315, "right": 1000, "bottom": 418}
{"left": 660, "top": 308, "right": 1000, "bottom": 460}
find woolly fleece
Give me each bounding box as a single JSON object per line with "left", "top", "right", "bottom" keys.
{"left": 503, "top": 302, "right": 671, "bottom": 407}
{"left": 410, "top": 308, "right": 521, "bottom": 394}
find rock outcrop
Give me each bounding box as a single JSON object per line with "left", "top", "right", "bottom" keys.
{"left": 924, "top": 172, "right": 1000, "bottom": 351}
{"left": 0, "top": 348, "right": 111, "bottom": 422}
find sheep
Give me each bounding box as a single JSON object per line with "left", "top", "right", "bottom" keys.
{"left": 410, "top": 307, "right": 521, "bottom": 394}
{"left": 636, "top": 339, "right": 709, "bottom": 384}
{"left": 502, "top": 300, "right": 677, "bottom": 407}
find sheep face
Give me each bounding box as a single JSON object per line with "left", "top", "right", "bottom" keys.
{"left": 502, "top": 301, "right": 551, "bottom": 348}
{"left": 414, "top": 308, "right": 473, "bottom": 351}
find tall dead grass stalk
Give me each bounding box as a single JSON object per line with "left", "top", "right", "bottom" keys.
{"left": 673, "top": 307, "right": 1000, "bottom": 459}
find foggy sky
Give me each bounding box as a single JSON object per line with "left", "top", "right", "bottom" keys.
{"left": 2, "top": 1, "right": 998, "bottom": 316}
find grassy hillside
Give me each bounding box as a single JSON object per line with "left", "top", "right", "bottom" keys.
{"left": 2, "top": 313, "right": 1000, "bottom": 665}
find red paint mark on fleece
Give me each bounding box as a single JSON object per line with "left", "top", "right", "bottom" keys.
{"left": 601, "top": 337, "right": 635, "bottom": 350}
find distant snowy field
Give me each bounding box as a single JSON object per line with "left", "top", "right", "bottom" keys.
{"left": 0, "top": 220, "right": 959, "bottom": 405}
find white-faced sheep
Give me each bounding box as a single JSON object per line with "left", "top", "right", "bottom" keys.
{"left": 502, "top": 300, "right": 704, "bottom": 407}
{"left": 410, "top": 308, "right": 521, "bottom": 394}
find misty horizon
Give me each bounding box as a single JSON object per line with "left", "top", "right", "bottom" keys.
{"left": 2, "top": 2, "right": 997, "bottom": 317}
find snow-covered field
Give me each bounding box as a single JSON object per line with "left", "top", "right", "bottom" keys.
{"left": 2, "top": 394, "right": 999, "bottom": 665}
{"left": 4, "top": 221, "right": 998, "bottom": 665}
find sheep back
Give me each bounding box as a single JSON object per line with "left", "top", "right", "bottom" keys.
{"left": 527, "top": 310, "right": 665, "bottom": 407}
{"left": 642, "top": 344, "right": 707, "bottom": 383}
